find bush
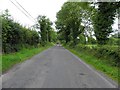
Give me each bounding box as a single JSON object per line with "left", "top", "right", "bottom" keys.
{"left": 1, "top": 13, "right": 40, "bottom": 53}
{"left": 74, "top": 44, "right": 120, "bottom": 66}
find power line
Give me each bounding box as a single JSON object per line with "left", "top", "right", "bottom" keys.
{"left": 9, "top": 0, "right": 36, "bottom": 23}
{"left": 14, "top": 0, "right": 36, "bottom": 22}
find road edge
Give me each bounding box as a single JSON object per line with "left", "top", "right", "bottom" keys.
{"left": 64, "top": 47, "right": 118, "bottom": 88}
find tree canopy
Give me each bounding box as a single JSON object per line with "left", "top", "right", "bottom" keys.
{"left": 56, "top": 1, "right": 119, "bottom": 45}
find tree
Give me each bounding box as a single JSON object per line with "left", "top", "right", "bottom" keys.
{"left": 37, "top": 16, "right": 47, "bottom": 45}
{"left": 46, "top": 18, "right": 53, "bottom": 42}
{"left": 37, "top": 15, "right": 55, "bottom": 46}
{"left": 92, "top": 2, "right": 119, "bottom": 45}
{"left": 50, "top": 29, "right": 57, "bottom": 43}
{"left": 56, "top": 2, "right": 92, "bottom": 46}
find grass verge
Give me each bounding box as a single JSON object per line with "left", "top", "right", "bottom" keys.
{"left": 0, "top": 54, "right": 1, "bottom": 74}
{"left": 1, "top": 44, "right": 53, "bottom": 73}
{"left": 65, "top": 47, "right": 119, "bottom": 84}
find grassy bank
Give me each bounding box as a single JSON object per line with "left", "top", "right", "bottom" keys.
{"left": 0, "top": 54, "right": 1, "bottom": 73}
{"left": 1, "top": 43, "right": 54, "bottom": 73}
{"left": 65, "top": 46, "right": 119, "bottom": 83}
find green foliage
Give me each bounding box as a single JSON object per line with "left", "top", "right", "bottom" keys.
{"left": 37, "top": 15, "right": 55, "bottom": 46}
{"left": 2, "top": 44, "right": 53, "bottom": 72}
{"left": 50, "top": 29, "right": 57, "bottom": 43}
{"left": 107, "top": 37, "right": 120, "bottom": 45}
{"left": 56, "top": 2, "right": 90, "bottom": 45}
{"left": 92, "top": 2, "right": 119, "bottom": 45}
{"left": 78, "top": 34, "right": 86, "bottom": 44}
{"left": 1, "top": 10, "right": 40, "bottom": 53}
{"left": 75, "top": 44, "right": 120, "bottom": 66}
{"left": 56, "top": 2, "right": 119, "bottom": 46}
{"left": 110, "top": 32, "right": 120, "bottom": 46}
{"left": 65, "top": 44, "right": 120, "bottom": 82}
{"left": 87, "top": 37, "right": 97, "bottom": 44}
{"left": 66, "top": 47, "right": 118, "bottom": 83}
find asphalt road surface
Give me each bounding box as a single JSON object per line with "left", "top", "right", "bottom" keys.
{"left": 2, "top": 46, "right": 118, "bottom": 88}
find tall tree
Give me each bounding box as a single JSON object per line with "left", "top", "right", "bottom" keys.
{"left": 37, "top": 15, "right": 54, "bottom": 45}
{"left": 92, "top": 2, "right": 119, "bottom": 45}
{"left": 56, "top": 2, "right": 92, "bottom": 45}
{"left": 37, "top": 16, "right": 47, "bottom": 45}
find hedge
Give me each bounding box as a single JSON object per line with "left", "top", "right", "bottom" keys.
{"left": 75, "top": 44, "right": 120, "bottom": 66}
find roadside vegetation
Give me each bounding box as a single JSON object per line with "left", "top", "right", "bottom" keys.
{"left": 65, "top": 45, "right": 119, "bottom": 83}
{"left": 2, "top": 43, "right": 53, "bottom": 73}
{"left": 1, "top": 10, "right": 57, "bottom": 72}
{"left": 56, "top": 1, "right": 120, "bottom": 83}
{"left": 1, "top": 1, "right": 120, "bottom": 84}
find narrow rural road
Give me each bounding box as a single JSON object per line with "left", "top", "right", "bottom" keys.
{"left": 2, "top": 46, "right": 117, "bottom": 88}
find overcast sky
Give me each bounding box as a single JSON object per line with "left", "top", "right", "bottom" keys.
{"left": 0, "top": 0, "right": 67, "bottom": 28}
{"left": 0, "top": 0, "right": 118, "bottom": 30}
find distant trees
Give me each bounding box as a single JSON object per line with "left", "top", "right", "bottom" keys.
{"left": 50, "top": 29, "right": 57, "bottom": 43}
{"left": 36, "top": 15, "right": 57, "bottom": 46}
{"left": 1, "top": 10, "right": 40, "bottom": 53}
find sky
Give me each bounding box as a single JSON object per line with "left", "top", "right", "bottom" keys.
{"left": 0, "top": 0, "right": 118, "bottom": 30}
{"left": 0, "top": 0, "right": 67, "bottom": 28}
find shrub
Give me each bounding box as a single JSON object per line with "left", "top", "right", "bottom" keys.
{"left": 1, "top": 14, "right": 40, "bottom": 53}
{"left": 75, "top": 44, "right": 120, "bottom": 66}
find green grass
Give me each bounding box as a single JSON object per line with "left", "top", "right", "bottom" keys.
{"left": 66, "top": 47, "right": 119, "bottom": 83}
{"left": 0, "top": 54, "right": 2, "bottom": 73}
{"left": 1, "top": 45, "right": 53, "bottom": 73}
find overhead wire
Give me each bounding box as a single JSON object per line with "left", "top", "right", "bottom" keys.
{"left": 9, "top": 0, "right": 36, "bottom": 23}
{"left": 14, "top": 0, "right": 36, "bottom": 22}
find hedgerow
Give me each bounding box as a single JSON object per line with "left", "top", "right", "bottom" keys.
{"left": 1, "top": 10, "right": 40, "bottom": 53}
{"left": 75, "top": 44, "right": 120, "bottom": 66}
